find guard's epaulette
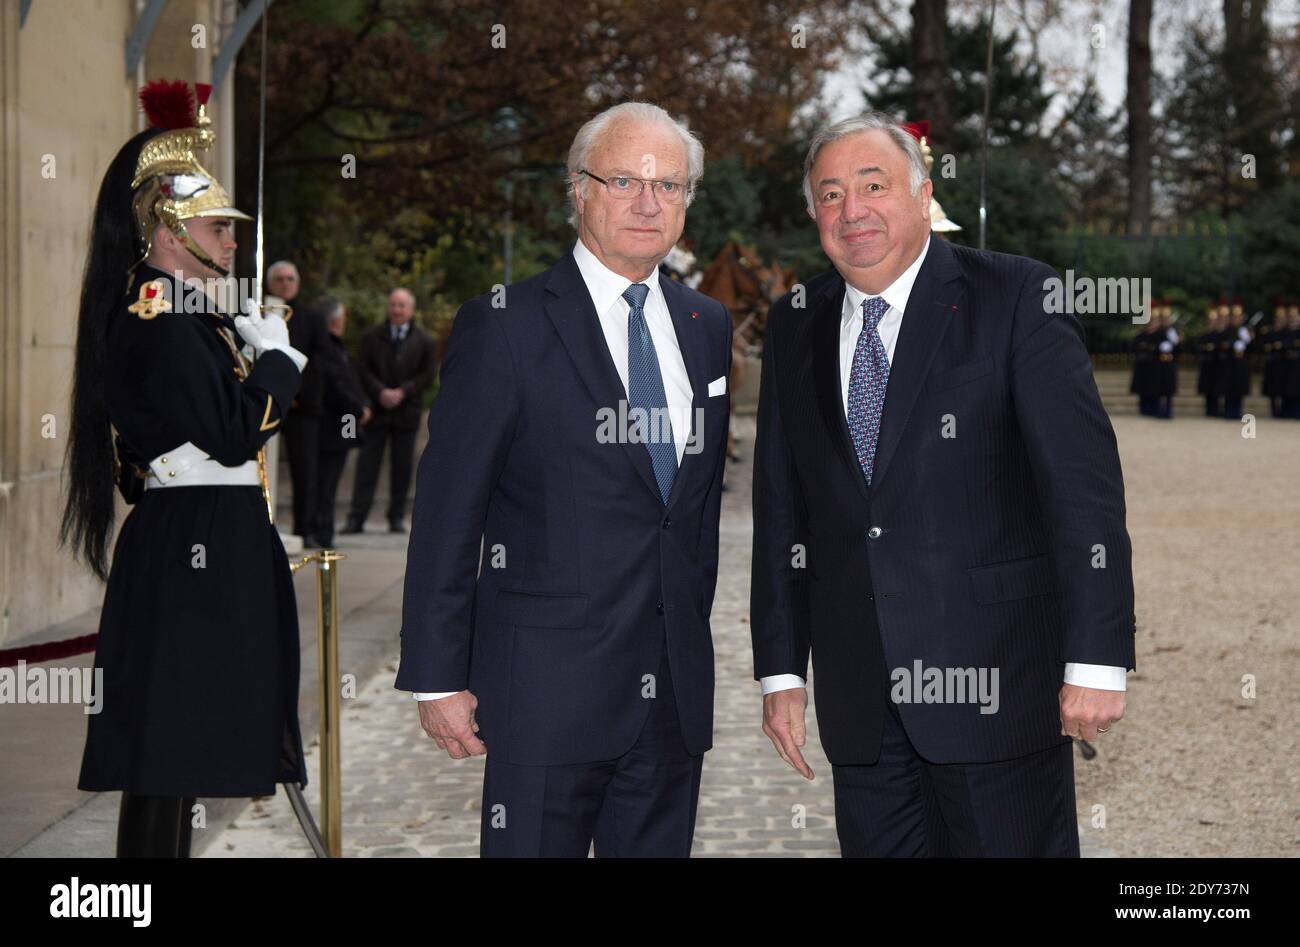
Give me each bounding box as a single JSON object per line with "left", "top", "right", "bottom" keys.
{"left": 127, "top": 279, "right": 172, "bottom": 320}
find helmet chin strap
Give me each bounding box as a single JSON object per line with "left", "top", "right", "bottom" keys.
{"left": 173, "top": 221, "right": 231, "bottom": 278}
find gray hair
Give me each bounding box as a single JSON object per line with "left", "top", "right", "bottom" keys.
{"left": 318, "top": 296, "right": 345, "bottom": 324}
{"left": 267, "top": 260, "right": 299, "bottom": 280}
{"left": 802, "top": 112, "right": 929, "bottom": 214}
{"left": 565, "top": 102, "right": 705, "bottom": 227}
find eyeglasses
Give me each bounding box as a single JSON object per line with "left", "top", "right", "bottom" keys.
{"left": 579, "top": 169, "right": 689, "bottom": 205}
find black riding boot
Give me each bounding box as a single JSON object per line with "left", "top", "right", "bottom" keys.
{"left": 116, "top": 792, "right": 195, "bottom": 858}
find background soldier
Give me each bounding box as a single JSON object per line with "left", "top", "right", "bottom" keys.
{"left": 1130, "top": 310, "right": 1159, "bottom": 416}
{"left": 1223, "top": 297, "right": 1252, "bottom": 420}
{"left": 1195, "top": 303, "right": 1223, "bottom": 417}
{"left": 1261, "top": 299, "right": 1287, "bottom": 418}
{"left": 1155, "top": 301, "right": 1180, "bottom": 419}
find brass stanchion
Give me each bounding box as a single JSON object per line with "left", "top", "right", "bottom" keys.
{"left": 289, "top": 549, "right": 345, "bottom": 857}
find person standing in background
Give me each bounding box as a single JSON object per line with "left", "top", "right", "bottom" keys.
{"left": 270, "top": 260, "right": 329, "bottom": 546}
{"left": 314, "top": 299, "right": 371, "bottom": 547}
{"left": 343, "top": 288, "right": 437, "bottom": 534}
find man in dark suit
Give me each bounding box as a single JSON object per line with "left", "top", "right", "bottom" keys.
{"left": 395, "top": 102, "right": 730, "bottom": 857}
{"left": 314, "top": 298, "right": 371, "bottom": 547}
{"left": 750, "top": 113, "right": 1135, "bottom": 857}
{"left": 343, "top": 288, "right": 437, "bottom": 533}
{"left": 269, "top": 260, "right": 330, "bottom": 544}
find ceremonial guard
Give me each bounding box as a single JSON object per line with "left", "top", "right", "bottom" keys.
{"left": 60, "top": 80, "right": 309, "bottom": 856}
{"left": 1222, "top": 297, "right": 1252, "bottom": 420}
{"left": 1261, "top": 300, "right": 1287, "bottom": 418}
{"left": 1284, "top": 301, "right": 1300, "bottom": 420}
{"left": 1129, "top": 316, "right": 1158, "bottom": 416}
{"left": 1195, "top": 303, "right": 1223, "bottom": 417}
{"left": 1154, "top": 300, "right": 1180, "bottom": 419}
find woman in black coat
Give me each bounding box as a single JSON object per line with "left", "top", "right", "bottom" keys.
{"left": 60, "top": 81, "right": 308, "bottom": 857}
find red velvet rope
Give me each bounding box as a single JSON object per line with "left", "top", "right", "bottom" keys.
{"left": 0, "top": 633, "right": 98, "bottom": 668}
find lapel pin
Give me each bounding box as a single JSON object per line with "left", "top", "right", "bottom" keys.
{"left": 691, "top": 310, "right": 698, "bottom": 319}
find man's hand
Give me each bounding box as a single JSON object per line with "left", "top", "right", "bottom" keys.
{"left": 762, "top": 688, "right": 814, "bottom": 779}
{"left": 1059, "top": 683, "right": 1125, "bottom": 742}
{"left": 417, "top": 691, "right": 486, "bottom": 759}
{"left": 360, "top": 406, "right": 373, "bottom": 426}
{"left": 378, "top": 388, "right": 403, "bottom": 409}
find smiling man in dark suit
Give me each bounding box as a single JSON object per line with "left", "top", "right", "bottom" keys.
{"left": 750, "top": 113, "right": 1135, "bottom": 857}
{"left": 395, "top": 102, "right": 730, "bottom": 857}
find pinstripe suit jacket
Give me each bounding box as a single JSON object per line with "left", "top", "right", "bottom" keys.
{"left": 750, "top": 236, "right": 1136, "bottom": 765}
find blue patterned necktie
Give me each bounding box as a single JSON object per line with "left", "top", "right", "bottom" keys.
{"left": 846, "top": 295, "right": 891, "bottom": 485}
{"left": 623, "top": 283, "right": 677, "bottom": 504}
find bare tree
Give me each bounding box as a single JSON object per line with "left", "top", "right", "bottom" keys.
{"left": 1126, "top": 0, "right": 1153, "bottom": 236}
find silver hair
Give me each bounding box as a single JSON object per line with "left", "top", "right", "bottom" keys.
{"left": 565, "top": 102, "right": 705, "bottom": 228}
{"left": 267, "top": 260, "right": 299, "bottom": 279}
{"left": 318, "top": 296, "right": 345, "bottom": 323}
{"left": 802, "top": 112, "right": 929, "bottom": 215}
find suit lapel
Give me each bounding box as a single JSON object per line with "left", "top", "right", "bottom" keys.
{"left": 661, "top": 277, "right": 710, "bottom": 511}
{"left": 870, "top": 238, "right": 964, "bottom": 491}
{"left": 810, "top": 274, "right": 870, "bottom": 503}
{"left": 543, "top": 253, "right": 662, "bottom": 503}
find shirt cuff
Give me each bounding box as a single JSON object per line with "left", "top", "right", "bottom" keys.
{"left": 760, "top": 674, "right": 806, "bottom": 695}
{"left": 413, "top": 691, "right": 459, "bottom": 701}
{"left": 1063, "top": 662, "right": 1127, "bottom": 691}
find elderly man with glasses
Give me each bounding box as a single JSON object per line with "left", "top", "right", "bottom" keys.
{"left": 395, "top": 102, "right": 732, "bottom": 857}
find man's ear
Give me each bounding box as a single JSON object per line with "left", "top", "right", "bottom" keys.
{"left": 919, "top": 178, "right": 934, "bottom": 220}
{"left": 571, "top": 174, "right": 587, "bottom": 216}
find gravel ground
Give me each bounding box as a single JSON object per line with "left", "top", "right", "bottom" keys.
{"left": 204, "top": 411, "right": 1299, "bottom": 857}
{"left": 1074, "top": 413, "right": 1300, "bottom": 857}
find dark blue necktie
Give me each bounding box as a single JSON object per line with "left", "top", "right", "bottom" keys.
{"left": 623, "top": 283, "right": 677, "bottom": 504}
{"left": 846, "top": 296, "right": 891, "bottom": 485}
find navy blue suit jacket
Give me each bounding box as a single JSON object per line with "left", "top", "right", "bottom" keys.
{"left": 396, "top": 251, "right": 731, "bottom": 765}
{"left": 750, "top": 237, "right": 1136, "bottom": 765}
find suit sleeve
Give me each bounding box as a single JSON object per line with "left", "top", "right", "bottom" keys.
{"left": 394, "top": 298, "right": 519, "bottom": 693}
{"left": 357, "top": 330, "right": 385, "bottom": 401}
{"left": 1010, "top": 263, "right": 1136, "bottom": 670}
{"left": 401, "top": 332, "right": 438, "bottom": 399}
{"left": 696, "top": 303, "right": 732, "bottom": 621}
{"left": 131, "top": 315, "right": 300, "bottom": 466}
{"left": 749, "top": 305, "right": 811, "bottom": 681}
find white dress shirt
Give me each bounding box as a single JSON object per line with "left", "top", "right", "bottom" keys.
{"left": 415, "top": 240, "right": 694, "bottom": 701}
{"left": 760, "top": 236, "right": 1127, "bottom": 696}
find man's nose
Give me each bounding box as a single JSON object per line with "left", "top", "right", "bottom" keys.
{"left": 841, "top": 190, "right": 870, "bottom": 223}
{"left": 631, "top": 183, "right": 662, "bottom": 215}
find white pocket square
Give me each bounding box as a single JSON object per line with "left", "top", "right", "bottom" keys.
{"left": 707, "top": 376, "right": 727, "bottom": 397}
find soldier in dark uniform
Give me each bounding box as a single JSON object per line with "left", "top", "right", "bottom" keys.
{"left": 1195, "top": 303, "right": 1223, "bottom": 417}
{"left": 1222, "top": 298, "right": 1252, "bottom": 420}
{"left": 1154, "top": 301, "right": 1180, "bottom": 419}
{"left": 1261, "top": 299, "right": 1287, "bottom": 418}
{"left": 1283, "top": 302, "right": 1300, "bottom": 420}
{"left": 1129, "top": 311, "right": 1158, "bottom": 416}
{"left": 59, "top": 80, "right": 308, "bottom": 857}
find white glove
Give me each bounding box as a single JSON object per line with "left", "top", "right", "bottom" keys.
{"left": 235, "top": 298, "right": 307, "bottom": 372}
{"left": 1233, "top": 339, "right": 1247, "bottom": 354}
{"left": 1159, "top": 341, "right": 1173, "bottom": 353}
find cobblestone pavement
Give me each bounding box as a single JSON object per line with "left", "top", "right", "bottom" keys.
{"left": 206, "top": 414, "right": 1128, "bottom": 857}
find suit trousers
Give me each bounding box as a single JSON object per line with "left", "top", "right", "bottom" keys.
{"left": 832, "top": 686, "right": 1079, "bottom": 857}
{"left": 314, "top": 448, "right": 350, "bottom": 545}
{"left": 283, "top": 412, "right": 320, "bottom": 537}
{"left": 348, "top": 417, "right": 416, "bottom": 526}
{"left": 478, "top": 642, "right": 704, "bottom": 857}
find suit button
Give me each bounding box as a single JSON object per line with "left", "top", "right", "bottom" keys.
{"left": 867, "top": 592, "right": 875, "bottom": 602}
{"left": 867, "top": 527, "right": 883, "bottom": 539}
{"left": 656, "top": 602, "right": 665, "bottom": 614}
{"left": 662, "top": 517, "right": 672, "bottom": 529}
